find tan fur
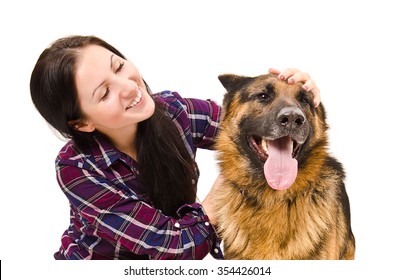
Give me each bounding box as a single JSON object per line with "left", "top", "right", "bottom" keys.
{"left": 214, "top": 74, "right": 355, "bottom": 259}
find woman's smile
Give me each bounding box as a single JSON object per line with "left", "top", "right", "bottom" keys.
{"left": 125, "top": 89, "right": 143, "bottom": 110}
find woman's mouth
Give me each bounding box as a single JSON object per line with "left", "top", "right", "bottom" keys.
{"left": 126, "top": 89, "right": 142, "bottom": 110}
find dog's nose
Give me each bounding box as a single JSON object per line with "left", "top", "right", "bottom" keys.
{"left": 277, "top": 107, "right": 305, "bottom": 129}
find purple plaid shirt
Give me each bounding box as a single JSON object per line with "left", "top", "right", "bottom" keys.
{"left": 54, "top": 91, "right": 223, "bottom": 260}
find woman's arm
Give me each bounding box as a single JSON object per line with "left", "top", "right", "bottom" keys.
{"left": 182, "top": 97, "right": 222, "bottom": 149}
{"left": 57, "top": 163, "right": 222, "bottom": 260}
{"left": 201, "top": 174, "right": 224, "bottom": 225}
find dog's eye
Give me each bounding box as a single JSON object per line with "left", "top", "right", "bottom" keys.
{"left": 300, "top": 97, "right": 309, "bottom": 104}
{"left": 298, "top": 92, "right": 312, "bottom": 107}
{"left": 255, "top": 92, "right": 271, "bottom": 101}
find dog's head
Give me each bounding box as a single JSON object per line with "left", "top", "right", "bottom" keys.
{"left": 216, "top": 74, "right": 328, "bottom": 191}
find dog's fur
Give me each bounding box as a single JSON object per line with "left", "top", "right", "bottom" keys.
{"left": 213, "top": 74, "right": 355, "bottom": 260}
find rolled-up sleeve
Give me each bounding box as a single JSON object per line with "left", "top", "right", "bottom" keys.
{"left": 181, "top": 97, "right": 221, "bottom": 149}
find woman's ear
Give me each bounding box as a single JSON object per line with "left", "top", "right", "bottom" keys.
{"left": 68, "top": 119, "right": 95, "bottom": 132}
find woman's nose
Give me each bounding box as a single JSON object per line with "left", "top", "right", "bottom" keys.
{"left": 115, "top": 77, "right": 139, "bottom": 97}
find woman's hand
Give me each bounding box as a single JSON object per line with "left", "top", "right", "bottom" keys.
{"left": 201, "top": 174, "right": 224, "bottom": 225}
{"left": 269, "top": 68, "right": 321, "bottom": 107}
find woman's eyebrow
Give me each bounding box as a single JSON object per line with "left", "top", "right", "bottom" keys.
{"left": 92, "top": 54, "right": 115, "bottom": 98}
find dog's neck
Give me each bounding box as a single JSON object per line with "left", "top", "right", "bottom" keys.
{"left": 229, "top": 181, "right": 260, "bottom": 207}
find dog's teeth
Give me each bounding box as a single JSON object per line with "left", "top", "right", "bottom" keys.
{"left": 262, "top": 139, "right": 268, "bottom": 154}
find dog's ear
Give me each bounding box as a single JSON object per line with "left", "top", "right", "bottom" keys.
{"left": 218, "top": 74, "right": 251, "bottom": 93}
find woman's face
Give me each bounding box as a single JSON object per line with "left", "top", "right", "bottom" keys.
{"left": 73, "top": 45, "right": 155, "bottom": 136}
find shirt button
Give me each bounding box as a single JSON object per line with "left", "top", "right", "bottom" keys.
{"left": 214, "top": 248, "right": 219, "bottom": 254}
{"left": 204, "top": 222, "right": 210, "bottom": 226}
{"left": 174, "top": 222, "right": 180, "bottom": 228}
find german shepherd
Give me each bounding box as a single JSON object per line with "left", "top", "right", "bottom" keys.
{"left": 214, "top": 74, "right": 355, "bottom": 260}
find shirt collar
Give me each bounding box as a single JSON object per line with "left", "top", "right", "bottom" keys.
{"left": 89, "top": 134, "right": 122, "bottom": 169}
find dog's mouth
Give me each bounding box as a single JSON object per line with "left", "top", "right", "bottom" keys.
{"left": 248, "top": 135, "right": 302, "bottom": 161}
{"left": 247, "top": 135, "right": 302, "bottom": 191}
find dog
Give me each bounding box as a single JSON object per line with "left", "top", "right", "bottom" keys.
{"left": 213, "top": 73, "right": 355, "bottom": 260}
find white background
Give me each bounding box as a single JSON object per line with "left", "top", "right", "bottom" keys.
{"left": 1, "top": 0, "right": 392, "bottom": 279}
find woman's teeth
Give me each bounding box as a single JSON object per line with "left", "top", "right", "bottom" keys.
{"left": 126, "top": 90, "right": 142, "bottom": 109}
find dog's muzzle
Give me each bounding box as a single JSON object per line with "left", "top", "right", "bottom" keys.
{"left": 246, "top": 106, "right": 309, "bottom": 191}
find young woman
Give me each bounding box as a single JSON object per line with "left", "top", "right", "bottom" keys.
{"left": 30, "top": 35, "right": 320, "bottom": 260}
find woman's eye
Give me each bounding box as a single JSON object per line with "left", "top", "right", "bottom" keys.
{"left": 116, "top": 61, "right": 124, "bottom": 73}
{"left": 100, "top": 88, "right": 110, "bottom": 101}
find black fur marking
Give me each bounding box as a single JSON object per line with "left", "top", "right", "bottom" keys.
{"left": 297, "top": 90, "right": 315, "bottom": 113}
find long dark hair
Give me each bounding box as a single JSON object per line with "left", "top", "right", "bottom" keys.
{"left": 30, "top": 35, "right": 196, "bottom": 216}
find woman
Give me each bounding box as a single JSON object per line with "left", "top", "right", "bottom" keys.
{"left": 30, "top": 35, "right": 320, "bottom": 260}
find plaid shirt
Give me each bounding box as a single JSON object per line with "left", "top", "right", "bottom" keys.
{"left": 55, "top": 91, "right": 223, "bottom": 260}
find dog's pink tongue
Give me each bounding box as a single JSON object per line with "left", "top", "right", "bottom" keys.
{"left": 264, "top": 137, "right": 298, "bottom": 190}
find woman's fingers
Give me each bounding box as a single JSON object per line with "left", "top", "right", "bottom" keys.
{"left": 269, "top": 68, "right": 321, "bottom": 107}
